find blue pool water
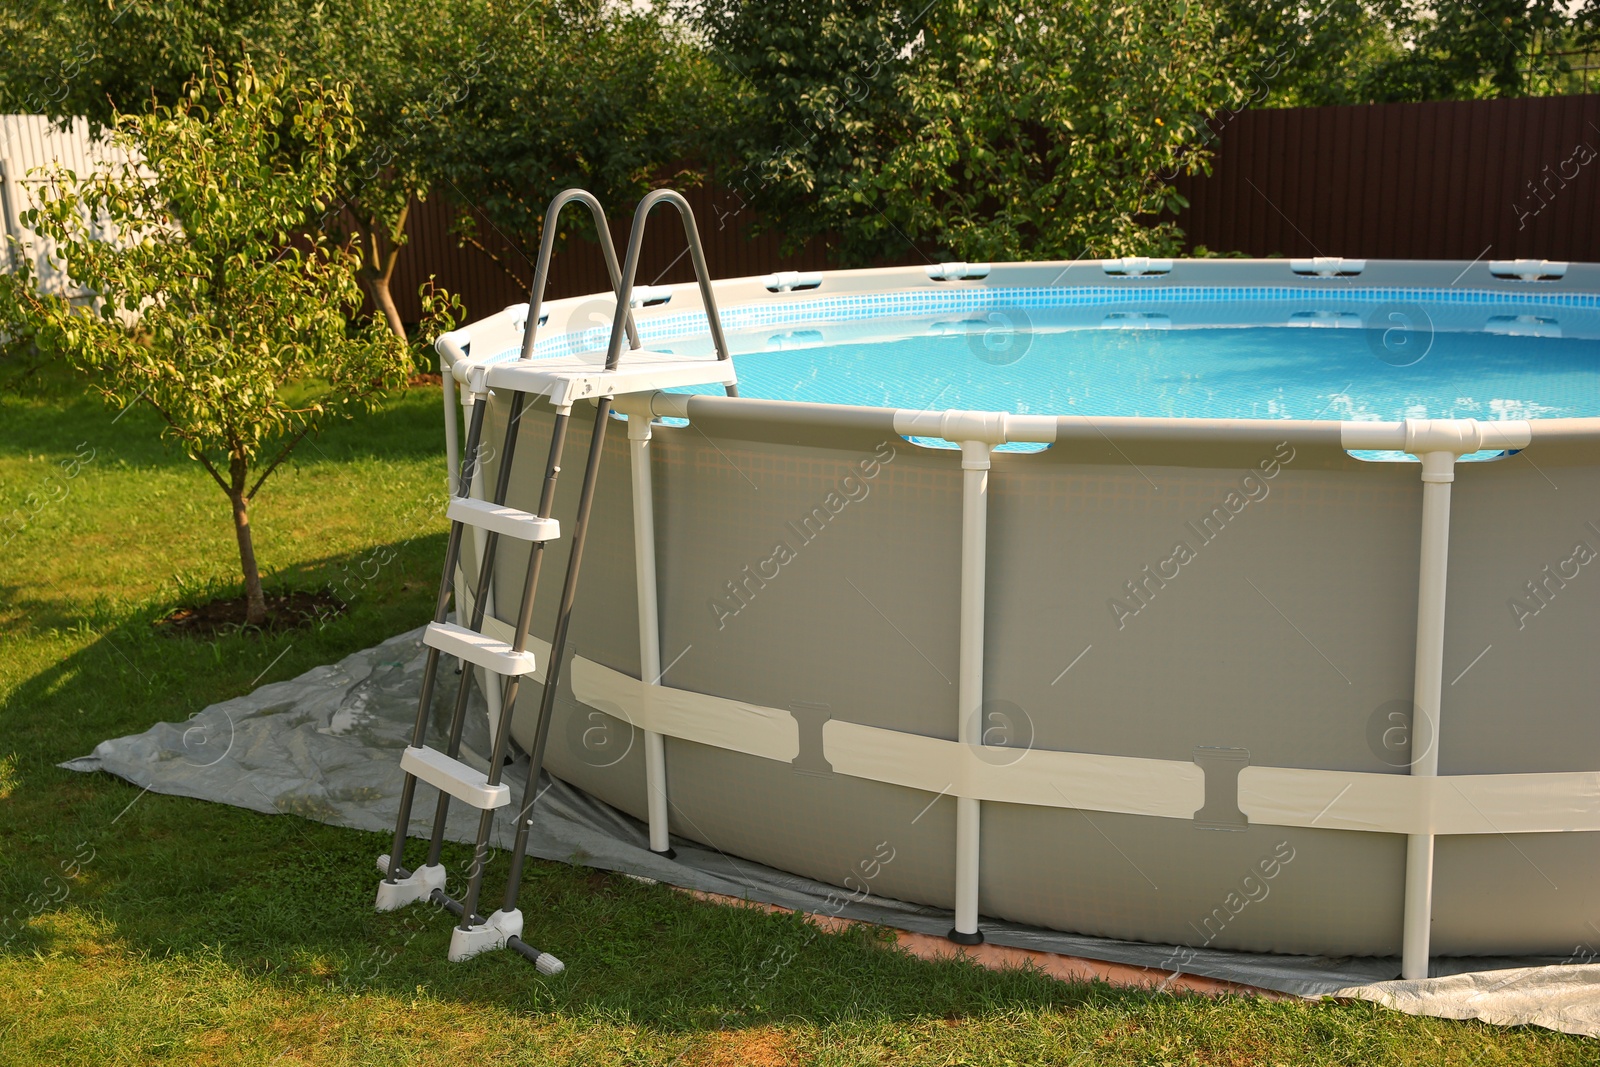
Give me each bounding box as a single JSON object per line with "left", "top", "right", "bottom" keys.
{"left": 691, "top": 320, "right": 1600, "bottom": 427}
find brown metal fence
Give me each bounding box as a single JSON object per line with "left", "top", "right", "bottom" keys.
{"left": 388, "top": 95, "right": 1600, "bottom": 323}
{"left": 1171, "top": 95, "right": 1600, "bottom": 262}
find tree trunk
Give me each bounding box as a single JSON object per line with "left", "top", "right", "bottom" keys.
{"left": 366, "top": 268, "right": 406, "bottom": 340}
{"left": 229, "top": 462, "right": 267, "bottom": 625}
{"left": 359, "top": 199, "right": 411, "bottom": 340}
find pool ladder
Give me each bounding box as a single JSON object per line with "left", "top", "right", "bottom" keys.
{"left": 372, "top": 188, "right": 737, "bottom": 971}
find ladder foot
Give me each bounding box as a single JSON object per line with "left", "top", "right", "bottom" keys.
{"left": 375, "top": 857, "right": 446, "bottom": 911}
{"left": 448, "top": 907, "right": 523, "bottom": 962}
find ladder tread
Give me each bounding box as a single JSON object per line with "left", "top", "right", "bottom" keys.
{"left": 446, "top": 497, "right": 559, "bottom": 542}
{"left": 400, "top": 745, "right": 511, "bottom": 809}
{"left": 483, "top": 351, "right": 737, "bottom": 405}
{"left": 424, "top": 621, "right": 537, "bottom": 676}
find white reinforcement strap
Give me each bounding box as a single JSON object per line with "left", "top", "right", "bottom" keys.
{"left": 569, "top": 657, "right": 798, "bottom": 763}
{"left": 566, "top": 660, "right": 1600, "bottom": 836}
{"left": 824, "top": 720, "right": 1204, "bottom": 819}
{"left": 1240, "top": 766, "right": 1600, "bottom": 836}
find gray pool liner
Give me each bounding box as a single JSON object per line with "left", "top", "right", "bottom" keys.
{"left": 61, "top": 626, "right": 1599, "bottom": 1036}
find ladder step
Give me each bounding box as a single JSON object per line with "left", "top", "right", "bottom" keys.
{"left": 400, "top": 746, "right": 511, "bottom": 809}
{"left": 424, "top": 621, "right": 538, "bottom": 676}
{"left": 447, "top": 497, "right": 560, "bottom": 542}
{"left": 484, "top": 351, "right": 737, "bottom": 407}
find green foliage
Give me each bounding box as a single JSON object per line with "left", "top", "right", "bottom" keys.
{"left": 5, "top": 0, "right": 1598, "bottom": 292}
{"left": 690, "top": 0, "right": 1243, "bottom": 264}
{"left": 1378, "top": 0, "right": 1574, "bottom": 99}
{"left": 0, "top": 272, "right": 46, "bottom": 378}
{"left": 0, "top": 0, "right": 469, "bottom": 334}
{"left": 413, "top": 276, "right": 464, "bottom": 373}
{"left": 1218, "top": 0, "right": 1589, "bottom": 107}
{"left": 1, "top": 0, "right": 300, "bottom": 129}
{"left": 0, "top": 0, "right": 727, "bottom": 320}
{"left": 2, "top": 58, "right": 419, "bottom": 621}
{"left": 1211, "top": 0, "right": 1407, "bottom": 108}
{"left": 416, "top": 0, "right": 730, "bottom": 281}
{"left": 0, "top": 0, "right": 455, "bottom": 150}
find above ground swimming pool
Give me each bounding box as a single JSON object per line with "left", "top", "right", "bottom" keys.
{"left": 436, "top": 257, "right": 1600, "bottom": 980}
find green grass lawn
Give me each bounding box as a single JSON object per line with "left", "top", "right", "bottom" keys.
{"left": 0, "top": 373, "right": 1593, "bottom": 1065}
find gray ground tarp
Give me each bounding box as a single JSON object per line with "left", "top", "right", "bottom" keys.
{"left": 61, "top": 627, "right": 1598, "bottom": 1035}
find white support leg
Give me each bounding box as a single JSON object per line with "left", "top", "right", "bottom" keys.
{"left": 1338, "top": 418, "right": 1532, "bottom": 980}
{"left": 952, "top": 439, "right": 992, "bottom": 944}
{"left": 628, "top": 412, "right": 672, "bottom": 854}
{"left": 1403, "top": 449, "right": 1455, "bottom": 979}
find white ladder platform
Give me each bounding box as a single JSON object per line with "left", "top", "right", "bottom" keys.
{"left": 446, "top": 497, "right": 560, "bottom": 542}
{"left": 482, "top": 351, "right": 738, "bottom": 407}
{"left": 399, "top": 745, "right": 511, "bottom": 809}
{"left": 424, "top": 621, "right": 538, "bottom": 676}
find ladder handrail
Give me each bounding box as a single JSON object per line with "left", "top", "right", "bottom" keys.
{"left": 605, "top": 189, "right": 738, "bottom": 396}
{"left": 520, "top": 188, "right": 641, "bottom": 361}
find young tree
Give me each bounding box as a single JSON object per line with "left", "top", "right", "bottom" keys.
{"left": 6, "top": 60, "right": 415, "bottom": 625}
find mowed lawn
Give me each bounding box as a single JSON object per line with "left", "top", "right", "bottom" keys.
{"left": 0, "top": 372, "right": 1592, "bottom": 1065}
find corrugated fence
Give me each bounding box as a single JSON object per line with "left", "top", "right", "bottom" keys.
{"left": 1171, "top": 95, "right": 1600, "bottom": 262}
{"left": 0, "top": 115, "right": 132, "bottom": 297}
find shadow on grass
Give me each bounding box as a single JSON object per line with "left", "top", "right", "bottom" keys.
{"left": 0, "top": 780, "right": 1141, "bottom": 1034}
{"left": 0, "top": 533, "right": 1137, "bottom": 1033}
